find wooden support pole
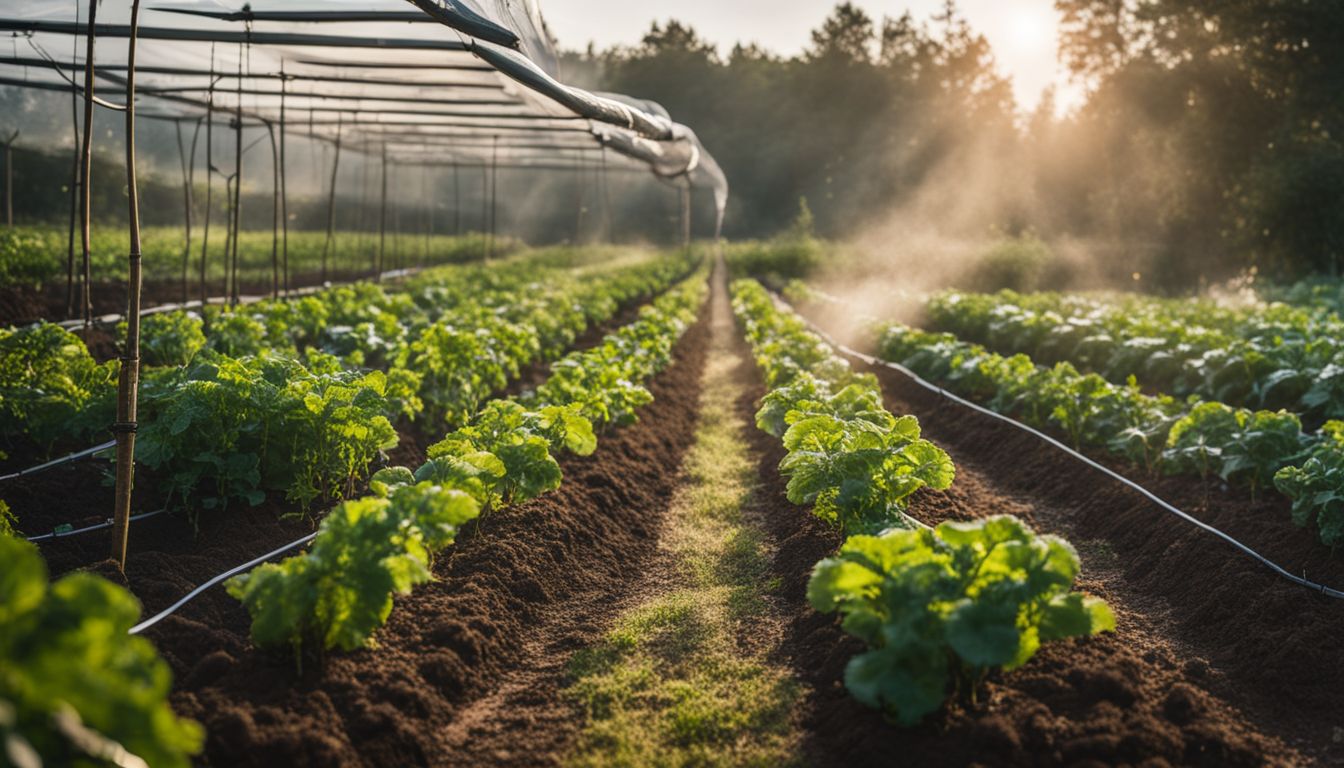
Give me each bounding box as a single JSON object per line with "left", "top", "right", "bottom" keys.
{"left": 111, "top": 0, "right": 144, "bottom": 569}
{"left": 78, "top": 0, "right": 98, "bottom": 328}
{"left": 681, "top": 177, "right": 692, "bottom": 249}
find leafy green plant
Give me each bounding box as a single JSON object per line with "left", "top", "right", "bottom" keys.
{"left": 121, "top": 311, "right": 208, "bottom": 367}
{"left": 227, "top": 484, "right": 480, "bottom": 665}
{"left": 808, "top": 515, "right": 1114, "bottom": 725}
{"left": 0, "top": 536, "right": 204, "bottom": 767}
{"left": 1275, "top": 421, "right": 1344, "bottom": 548}
{"left": 0, "top": 324, "right": 117, "bottom": 450}
{"left": 0, "top": 499, "right": 15, "bottom": 538}
{"left": 733, "top": 279, "right": 954, "bottom": 534}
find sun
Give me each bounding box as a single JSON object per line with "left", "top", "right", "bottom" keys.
{"left": 1004, "top": 8, "right": 1054, "bottom": 53}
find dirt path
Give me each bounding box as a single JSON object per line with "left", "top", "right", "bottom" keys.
{"left": 728, "top": 306, "right": 1332, "bottom": 766}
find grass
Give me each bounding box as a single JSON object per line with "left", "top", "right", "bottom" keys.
{"left": 563, "top": 300, "right": 803, "bottom": 767}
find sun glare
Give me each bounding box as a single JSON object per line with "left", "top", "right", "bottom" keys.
{"left": 1004, "top": 8, "right": 1053, "bottom": 52}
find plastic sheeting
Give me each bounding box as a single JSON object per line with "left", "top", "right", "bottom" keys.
{"left": 0, "top": 0, "right": 727, "bottom": 231}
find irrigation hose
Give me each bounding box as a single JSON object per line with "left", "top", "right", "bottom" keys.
{"left": 780, "top": 295, "right": 1344, "bottom": 601}
{"left": 0, "top": 439, "right": 117, "bottom": 482}
{"left": 25, "top": 508, "right": 168, "bottom": 543}
{"left": 129, "top": 532, "right": 317, "bottom": 635}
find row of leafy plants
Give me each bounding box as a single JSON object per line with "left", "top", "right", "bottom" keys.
{"left": 0, "top": 225, "right": 519, "bottom": 287}
{"left": 811, "top": 282, "right": 1344, "bottom": 550}
{"left": 925, "top": 289, "right": 1344, "bottom": 422}
{"left": 227, "top": 270, "right": 708, "bottom": 666}
{"left": 731, "top": 278, "right": 1114, "bottom": 725}
{"left": 0, "top": 256, "right": 703, "bottom": 768}
{"left": 3, "top": 254, "right": 695, "bottom": 521}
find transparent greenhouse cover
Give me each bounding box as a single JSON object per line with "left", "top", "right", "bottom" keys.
{"left": 0, "top": 0, "right": 728, "bottom": 229}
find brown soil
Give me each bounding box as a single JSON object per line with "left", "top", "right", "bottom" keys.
{"left": 142, "top": 303, "right": 709, "bottom": 767}
{"left": 741, "top": 298, "right": 1343, "bottom": 765}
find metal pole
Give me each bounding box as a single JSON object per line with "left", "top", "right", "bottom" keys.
{"left": 266, "top": 120, "right": 279, "bottom": 299}
{"left": 680, "top": 177, "right": 692, "bottom": 249}
{"left": 279, "top": 65, "right": 289, "bottom": 296}
{"left": 574, "top": 150, "right": 585, "bottom": 244}
{"left": 479, "top": 162, "right": 488, "bottom": 259}
{"left": 377, "top": 141, "right": 387, "bottom": 280}
{"left": 176, "top": 120, "right": 198, "bottom": 305}
{"left": 488, "top": 134, "right": 498, "bottom": 260}
{"left": 199, "top": 71, "right": 214, "bottom": 313}
{"left": 66, "top": 1, "right": 80, "bottom": 319}
{"left": 3, "top": 131, "right": 17, "bottom": 227}
{"left": 78, "top": 0, "right": 98, "bottom": 328}
{"left": 111, "top": 0, "right": 144, "bottom": 569}
{"left": 322, "top": 114, "right": 342, "bottom": 284}
{"left": 230, "top": 45, "right": 243, "bottom": 305}
{"left": 452, "top": 160, "right": 460, "bottom": 235}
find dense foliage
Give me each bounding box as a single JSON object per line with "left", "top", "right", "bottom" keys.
{"left": 0, "top": 536, "right": 203, "bottom": 767}
{"left": 734, "top": 278, "right": 954, "bottom": 534}
{"left": 809, "top": 516, "right": 1114, "bottom": 725}
{"left": 856, "top": 296, "right": 1344, "bottom": 548}
{"left": 927, "top": 289, "right": 1344, "bottom": 421}
{"left": 229, "top": 270, "right": 708, "bottom": 661}
{"left": 0, "top": 324, "right": 117, "bottom": 452}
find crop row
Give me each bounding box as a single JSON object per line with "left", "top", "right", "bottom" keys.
{"left": 0, "top": 225, "right": 519, "bottom": 287}
{"left": 731, "top": 279, "right": 1113, "bottom": 725}
{"left": 811, "top": 283, "right": 1344, "bottom": 550}
{"left": 2, "top": 253, "right": 695, "bottom": 524}
{"left": 228, "top": 270, "right": 708, "bottom": 665}
{"left": 0, "top": 261, "right": 706, "bottom": 768}
{"left": 926, "top": 289, "right": 1344, "bottom": 421}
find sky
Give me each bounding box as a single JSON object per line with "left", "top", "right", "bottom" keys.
{"left": 542, "top": 0, "right": 1082, "bottom": 113}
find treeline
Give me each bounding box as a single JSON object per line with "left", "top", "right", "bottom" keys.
{"left": 564, "top": 1, "right": 1344, "bottom": 288}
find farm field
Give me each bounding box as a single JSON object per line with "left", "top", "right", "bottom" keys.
{"left": 4, "top": 1, "right": 1344, "bottom": 766}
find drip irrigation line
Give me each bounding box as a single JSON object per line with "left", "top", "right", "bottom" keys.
{"left": 0, "top": 439, "right": 116, "bottom": 482}
{"left": 129, "top": 532, "right": 317, "bottom": 635}
{"left": 25, "top": 508, "right": 167, "bottom": 543}
{"left": 778, "top": 294, "right": 1344, "bottom": 601}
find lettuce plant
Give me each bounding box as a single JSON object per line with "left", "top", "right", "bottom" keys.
{"left": 808, "top": 516, "right": 1114, "bottom": 725}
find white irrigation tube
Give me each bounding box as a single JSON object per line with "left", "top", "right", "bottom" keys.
{"left": 129, "top": 532, "right": 317, "bottom": 635}
{"left": 0, "top": 439, "right": 117, "bottom": 482}
{"left": 26, "top": 508, "right": 168, "bottom": 543}
{"left": 780, "top": 295, "right": 1344, "bottom": 601}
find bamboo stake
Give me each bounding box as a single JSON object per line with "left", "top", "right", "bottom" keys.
{"left": 111, "top": 0, "right": 144, "bottom": 569}
{"left": 78, "top": 0, "right": 97, "bottom": 328}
